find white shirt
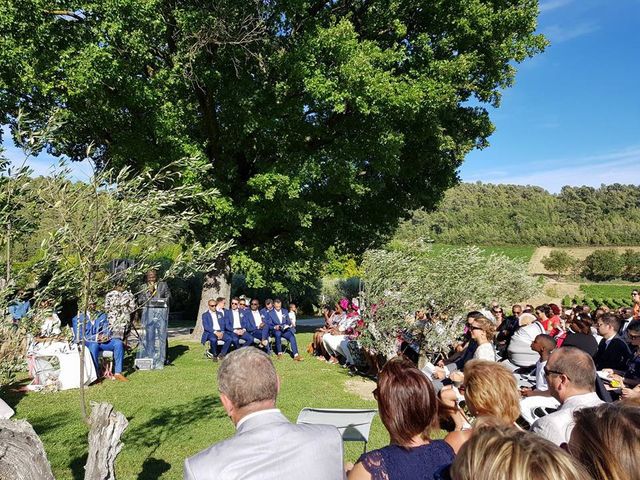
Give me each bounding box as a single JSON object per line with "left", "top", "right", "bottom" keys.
{"left": 252, "top": 310, "right": 262, "bottom": 326}
{"left": 473, "top": 342, "right": 496, "bottom": 362}
{"left": 210, "top": 309, "right": 221, "bottom": 331}
{"left": 531, "top": 392, "right": 603, "bottom": 446}
{"left": 236, "top": 408, "right": 281, "bottom": 430}
{"left": 289, "top": 311, "right": 297, "bottom": 327}
{"left": 535, "top": 360, "right": 548, "bottom": 391}
{"left": 232, "top": 309, "right": 241, "bottom": 329}
{"left": 275, "top": 309, "right": 283, "bottom": 324}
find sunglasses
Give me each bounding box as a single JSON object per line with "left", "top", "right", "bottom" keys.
{"left": 466, "top": 324, "right": 483, "bottom": 331}
{"left": 231, "top": 302, "right": 239, "bottom": 306}
{"left": 251, "top": 302, "right": 259, "bottom": 306}
{"left": 628, "top": 333, "right": 640, "bottom": 340}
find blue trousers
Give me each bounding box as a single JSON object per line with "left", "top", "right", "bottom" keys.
{"left": 86, "top": 339, "right": 124, "bottom": 374}
{"left": 203, "top": 332, "right": 233, "bottom": 356}
{"left": 272, "top": 328, "right": 299, "bottom": 356}
{"left": 230, "top": 331, "right": 255, "bottom": 349}
{"left": 249, "top": 327, "right": 271, "bottom": 354}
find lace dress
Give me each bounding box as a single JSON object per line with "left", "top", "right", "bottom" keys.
{"left": 358, "top": 440, "right": 455, "bottom": 480}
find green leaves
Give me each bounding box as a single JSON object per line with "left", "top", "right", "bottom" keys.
{"left": 0, "top": 0, "right": 546, "bottom": 292}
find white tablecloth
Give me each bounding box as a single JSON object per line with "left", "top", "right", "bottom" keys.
{"left": 27, "top": 341, "right": 97, "bottom": 390}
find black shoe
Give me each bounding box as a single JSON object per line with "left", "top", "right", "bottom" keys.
{"left": 212, "top": 356, "right": 218, "bottom": 363}
{"left": 205, "top": 351, "right": 214, "bottom": 359}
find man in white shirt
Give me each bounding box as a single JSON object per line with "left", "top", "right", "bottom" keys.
{"left": 531, "top": 346, "right": 603, "bottom": 446}
{"left": 226, "top": 297, "right": 254, "bottom": 349}
{"left": 519, "top": 334, "right": 560, "bottom": 426}
{"left": 184, "top": 348, "right": 344, "bottom": 480}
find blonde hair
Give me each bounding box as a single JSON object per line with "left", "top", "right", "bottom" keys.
{"left": 570, "top": 403, "right": 640, "bottom": 480}
{"left": 463, "top": 360, "right": 520, "bottom": 424}
{"left": 474, "top": 315, "right": 496, "bottom": 341}
{"left": 451, "top": 424, "right": 591, "bottom": 480}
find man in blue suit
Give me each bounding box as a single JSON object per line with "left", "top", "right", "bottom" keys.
{"left": 201, "top": 297, "right": 234, "bottom": 361}
{"left": 72, "top": 301, "right": 127, "bottom": 382}
{"left": 226, "top": 297, "right": 255, "bottom": 349}
{"left": 266, "top": 298, "right": 303, "bottom": 362}
{"left": 241, "top": 299, "right": 271, "bottom": 354}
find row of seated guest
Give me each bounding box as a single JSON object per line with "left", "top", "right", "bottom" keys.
{"left": 72, "top": 301, "right": 127, "bottom": 382}
{"left": 347, "top": 354, "right": 640, "bottom": 480}
{"left": 200, "top": 297, "right": 303, "bottom": 362}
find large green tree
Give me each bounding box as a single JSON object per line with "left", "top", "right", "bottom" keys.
{"left": 0, "top": 0, "right": 545, "bottom": 311}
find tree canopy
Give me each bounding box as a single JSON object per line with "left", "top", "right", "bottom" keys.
{"left": 0, "top": 0, "right": 546, "bottom": 290}
{"left": 395, "top": 182, "right": 640, "bottom": 246}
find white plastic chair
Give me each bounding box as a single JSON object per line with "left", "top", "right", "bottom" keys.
{"left": 296, "top": 408, "right": 378, "bottom": 453}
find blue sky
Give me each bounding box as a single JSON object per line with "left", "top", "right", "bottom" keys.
{"left": 2, "top": 0, "right": 640, "bottom": 192}
{"left": 461, "top": 0, "right": 640, "bottom": 192}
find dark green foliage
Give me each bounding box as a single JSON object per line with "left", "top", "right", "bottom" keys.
{"left": 562, "top": 295, "right": 571, "bottom": 307}
{"left": 0, "top": 0, "right": 546, "bottom": 292}
{"left": 582, "top": 250, "right": 626, "bottom": 281}
{"left": 541, "top": 250, "right": 576, "bottom": 275}
{"left": 395, "top": 183, "right": 640, "bottom": 246}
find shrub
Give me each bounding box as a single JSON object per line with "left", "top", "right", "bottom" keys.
{"left": 359, "top": 246, "right": 539, "bottom": 357}
{"left": 541, "top": 250, "right": 577, "bottom": 276}
{"left": 582, "top": 250, "right": 625, "bottom": 281}
{"left": 562, "top": 295, "right": 571, "bottom": 307}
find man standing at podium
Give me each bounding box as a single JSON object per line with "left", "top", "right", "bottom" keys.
{"left": 137, "top": 269, "right": 171, "bottom": 368}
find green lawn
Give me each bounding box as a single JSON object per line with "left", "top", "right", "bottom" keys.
{"left": 2, "top": 332, "right": 390, "bottom": 480}
{"left": 429, "top": 244, "right": 535, "bottom": 263}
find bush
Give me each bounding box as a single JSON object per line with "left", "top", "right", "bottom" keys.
{"left": 562, "top": 295, "right": 571, "bottom": 307}
{"left": 541, "top": 250, "right": 577, "bottom": 276}
{"left": 582, "top": 250, "right": 625, "bottom": 281}
{"left": 359, "top": 246, "right": 539, "bottom": 356}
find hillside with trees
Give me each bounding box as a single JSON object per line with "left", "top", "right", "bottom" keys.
{"left": 394, "top": 183, "right": 640, "bottom": 246}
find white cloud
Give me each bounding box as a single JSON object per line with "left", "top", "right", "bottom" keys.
{"left": 539, "top": 0, "right": 574, "bottom": 13}
{"left": 461, "top": 146, "right": 640, "bottom": 193}
{"left": 543, "top": 22, "right": 599, "bottom": 44}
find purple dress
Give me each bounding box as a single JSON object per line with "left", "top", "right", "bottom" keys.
{"left": 358, "top": 440, "right": 455, "bottom": 480}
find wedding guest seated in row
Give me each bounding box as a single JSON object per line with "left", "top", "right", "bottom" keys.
{"left": 556, "top": 313, "right": 598, "bottom": 356}
{"left": 201, "top": 297, "right": 234, "bottom": 361}
{"left": 322, "top": 301, "right": 360, "bottom": 366}
{"left": 519, "top": 334, "right": 560, "bottom": 426}
{"left": 266, "top": 298, "right": 303, "bottom": 361}
{"left": 228, "top": 297, "right": 255, "bottom": 348}
{"left": 72, "top": 301, "right": 127, "bottom": 382}
{"left": 241, "top": 298, "right": 271, "bottom": 353}
{"left": 531, "top": 346, "right": 603, "bottom": 446}
{"left": 602, "top": 319, "right": 640, "bottom": 398}
{"left": 184, "top": 348, "right": 344, "bottom": 480}
{"left": 594, "top": 313, "right": 632, "bottom": 371}
{"left": 450, "top": 424, "right": 591, "bottom": 480}
{"left": 444, "top": 360, "right": 521, "bottom": 447}
{"left": 569, "top": 402, "right": 640, "bottom": 480}
{"left": 311, "top": 302, "right": 345, "bottom": 359}
{"left": 348, "top": 357, "right": 455, "bottom": 480}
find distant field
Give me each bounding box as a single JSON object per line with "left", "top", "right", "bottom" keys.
{"left": 580, "top": 284, "right": 638, "bottom": 299}
{"left": 529, "top": 246, "right": 640, "bottom": 275}
{"left": 429, "top": 244, "right": 535, "bottom": 263}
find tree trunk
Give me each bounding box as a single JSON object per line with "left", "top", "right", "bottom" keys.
{"left": 0, "top": 418, "right": 55, "bottom": 480}
{"left": 84, "top": 402, "right": 129, "bottom": 480}
{"left": 192, "top": 254, "right": 231, "bottom": 341}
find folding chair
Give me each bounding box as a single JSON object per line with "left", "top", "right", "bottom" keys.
{"left": 296, "top": 408, "right": 378, "bottom": 454}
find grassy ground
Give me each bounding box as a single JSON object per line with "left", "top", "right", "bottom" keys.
{"left": 2, "top": 332, "right": 389, "bottom": 480}
{"left": 429, "top": 244, "right": 535, "bottom": 263}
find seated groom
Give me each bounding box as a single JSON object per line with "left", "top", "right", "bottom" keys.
{"left": 241, "top": 299, "right": 271, "bottom": 353}
{"left": 201, "top": 297, "right": 234, "bottom": 361}
{"left": 72, "top": 301, "right": 127, "bottom": 382}
{"left": 184, "top": 348, "right": 344, "bottom": 480}
{"left": 227, "top": 297, "right": 255, "bottom": 349}
{"left": 267, "top": 298, "right": 303, "bottom": 361}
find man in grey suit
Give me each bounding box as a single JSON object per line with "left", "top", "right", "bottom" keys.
{"left": 184, "top": 348, "right": 345, "bottom": 480}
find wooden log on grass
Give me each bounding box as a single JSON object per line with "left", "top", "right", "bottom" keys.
{"left": 84, "top": 402, "right": 129, "bottom": 480}
{"left": 0, "top": 418, "right": 55, "bottom": 480}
